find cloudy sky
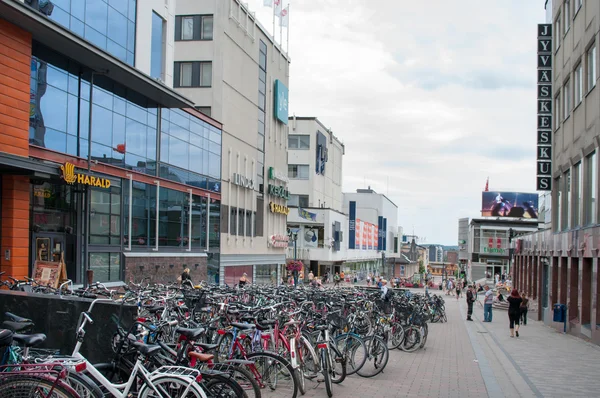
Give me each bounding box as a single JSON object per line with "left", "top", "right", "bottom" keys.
{"left": 251, "top": 0, "right": 547, "bottom": 245}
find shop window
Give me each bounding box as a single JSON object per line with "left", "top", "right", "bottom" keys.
{"left": 209, "top": 198, "right": 220, "bottom": 249}
{"left": 89, "top": 187, "right": 121, "bottom": 245}
{"left": 191, "top": 195, "right": 207, "bottom": 247}
{"left": 31, "top": 182, "right": 76, "bottom": 233}
{"left": 89, "top": 252, "right": 122, "bottom": 282}
{"left": 124, "top": 182, "right": 156, "bottom": 247}
{"left": 230, "top": 207, "right": 238, "bottom": 236}
{"left": 255, "top": 264, "right": 277, "bottom": 285}
{"left": 158, "top": 187, "right": 189, "bottom": 247}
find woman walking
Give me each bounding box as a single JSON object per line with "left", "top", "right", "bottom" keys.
{"left": 520, "top": 294, "right": 529, "bottom": 325}
{"left": 507, "top": 289, "right": 523, "bottom": 338}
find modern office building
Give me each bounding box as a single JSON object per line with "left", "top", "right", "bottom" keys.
{"left": 512, "top": 0, "right": 600, "bottom": 345}
{"left": 0, "top": 0, "right": 222, "bottom": 285}
{"left": 428, "top": 245, "right": 443, "bottom": 263}
{"left": 173, "top": 0, "right": 291, "bottom": 285}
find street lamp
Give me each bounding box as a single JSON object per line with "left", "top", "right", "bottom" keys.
{"left": 288, "top": 228, "right": 300, "bottom": 286}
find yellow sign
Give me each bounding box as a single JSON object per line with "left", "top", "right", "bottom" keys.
{"left": 34, "top": 189, "right": 52, "bottom": 198}
{"left": 269, "top": 202, "right": 290, "bottom": 215}
{"left": 60, "top": 162, "right": 111, "bottom": 189}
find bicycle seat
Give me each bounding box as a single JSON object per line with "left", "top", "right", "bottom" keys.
{"left": 2, "top": 321, "right": 34, "bottom": 333}
{"left": 314, "top": 325, "right": 329, "bottom": 331}
{"left": 147, "top": 306, "right": 164, "bottom": 314}
{"left": 195, "top": 342, "right": 218, "bottom": 352}
{"left": 132, "top": 341, "right": 162, "bottom": 357}
{"left": 12, "top": 333, "right": 46, "bottom": 347}
{"left": 5, "top": 312, "right": 32, "bottom": 323}
{"left": 230, "top": 322, "right": 255, "bottom": 330}
{"left": 175, "top": 327, "right": 205, "bottom": 340}
{"left": 189, "top": 351, "right": 214, "bottom": 362}
{"left": 0, "top": 329, "right": 13, "bottom": 346}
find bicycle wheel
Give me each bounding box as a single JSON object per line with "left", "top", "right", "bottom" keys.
{"left": 321, "top": 349, "right": 332, "bottom": 398}
{"left": 138, "top": 375, "right": 207, "bottom": 397}
{"left": 353, "top": 313, "right": 372, "bottom": 336}
{"left": 212, "top": 363, "right": 261, "bottom": 398}
{"left": 333, "top": 334, "right": 366, "bottom": 375}
{"left": 0, "top": 375, "right": 79, "bottom": 398}
{"left": 246, "top": 352, "right": 298, "bottom": 398}
{"left": 329, "top": 344, "right": 346, "bottom": 385}
{"left": 389, "top": 323, "right": 405, "bottom": 350}
{"left": 203, "top": 373, "right": 245, "bottom": 398}
{"left": 419, "top": 324, "right": 429, "bottom": 349}
{"left": 216, "top": 332, "right": 234, "bottom": 362}
{"left": 400, "top": 326, "right": 422, "bottom": 353}
{"left": 356, "top": 336, "right": 389, "bottom": 378}
{"left": 297, "top": 335, "right": 318, "bottom": 379}
{"left": 66, "top": 372, "right": 104, "bottom": 398}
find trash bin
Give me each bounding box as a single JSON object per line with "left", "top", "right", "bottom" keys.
{"left": 553, "top": 303, "right": 566, "bottom": 322}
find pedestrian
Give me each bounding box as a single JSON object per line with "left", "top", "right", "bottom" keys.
{"left": 520, "top": 294, "right": 529, "bottom": 325}
{"left": 308, "top": 271, "right": 314, "bottom": 284}
{"left": 466, "top": 285, "right": 475, "bottom": 321}
{"left": 340, "top": 270, "right": 345, "bottom": 284}
{"left": 455, "top": 281, "right": 461, "bottom": 301}
{"left": 483, "top": 285, "right": 494, "bottom": 322}
{"left": 334, "top": 272, "right": 341, "bottom": 287}
{"left": 507, "top": 289, "right": 523, "bottom": 337}
{"left": 239, "top": 272, "right": 249, "bottom": 288}
{"left": 179, "top": 267, "right": 193, "bottom": 288}
{"left": 366, "top": 274, "right": 371, "bottom": 287}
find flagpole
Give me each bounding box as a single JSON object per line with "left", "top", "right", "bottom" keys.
{"left": 286, "top": 3, "right": 290, "bottom": 55}
{"left": 272, "top": 1, "right": 276, "bottom": 59}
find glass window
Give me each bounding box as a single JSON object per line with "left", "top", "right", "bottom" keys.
{"left": 40, "top": 85, "right": 68, "bottom": 133}
{"left": 151, "top": 12, "right": 165, "bottom": 80}
{"left": 230, "top": 207, "right": 237, "bottom": 235}
{"left": 576, "top": 0, "right": 582, "bottom": 12}
{"left": 169, "top": 136, "right": 189, "bottom": 170}
{"left": 126, "top": 118, "right": 147, "bottom": 157}
{"left": 574, "top": 162, "right": 581, "bottom": 227}
{"left": 555, "top": 16, "right": 561, "bottom": 51}
{"left": 564, "top": 0, "right": 570, "bottom": 34}
{"left": 158, "top": 187, "right": 187, "bottom": 247}
{"left": 554, "top": 92, "right": 561, "bottom": 130}
{"left": 191, "top": 195, "right": 206, "bottom": 247}
{"left": 92, "top": 104, "right": 113, "bottom": 147}
{"left": 575, "top": 63, "right": 583, "bottom": 105}
{"left": 202, "top": 16, "right": 213, "bottom": 40}
{"left": 562, "top": 170, "right": 570, "bottom": 231}
{"left": 182, "top": 16, "right": 194, "bottom": 40}
{"left": 288, "top": 164, "right": 309, "bottom": 179}
{"left": 108, "top": 6, "right": 128, "bottom": 48}
{"left": 209, "top": 199, "right": 220, "bottom": 249}
{"left": 89, "top": 187, "right": 121, "bottom": 245}
{"left": 180, "top": 62, "right": 193, "bottom": 87}
{"left": 85, "top": 0, "right": 108, "bottom": 36}
{"left": 586, "top": 151, "right": 597, "bottom": 225}
{"left": 288, "top": 134, "right": 310, "bottom": 149}
{"left": 201, "top": 62, "right": 212, "bottom": 87}
{"left": 288, "top": 194, "right": 309, "bottom": 207}
{"left": 89, "top": 252, "right": 122, "bottom": 282}
{"left": 564, "top": 79, "right": 571, "bottom": 119}
{"left": 588, "top": 44, "right": 597, "bottom": 92}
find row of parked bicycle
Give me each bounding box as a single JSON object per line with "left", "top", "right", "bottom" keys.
{"left": 0, "top": 278, "right": 446, "bottom": 397}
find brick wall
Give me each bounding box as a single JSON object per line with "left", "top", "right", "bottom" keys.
{"left": 124, "top": 256, "right": 208, "bottom": 284}
{"left": 0, "top": 19, "right": 31, "bottom": 157}
{"left": 1, "top": 175, "right": 31, "bottom": 279}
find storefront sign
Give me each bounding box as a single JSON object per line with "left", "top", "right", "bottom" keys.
{"left": 268, "top": 184, "right": 290, "bottom": 200}
{"left": 274, "top": 80, "right": 289, "bottom": 124}
{"left": 268, "top": 167, "right": 289, "bottom": 183}
{"left": 34, "top": 188, "right": 52, "bottom": 198}
{"left": 483, "top": 247, "right": 506, "bottom": 254}
{"left": 270, "top": 202, "right": 290, "bottom": 215}
{"left": 269, "top": 234, "right": 289, "bottom": 248}
{"left": 537, "top": 23, "right": 552, "bottom": 191}
{"left": 231, "top": 173, "right": 255, "bottom": 189}
{"left": 61, "top": 162, "right": 111, "bottom": 188}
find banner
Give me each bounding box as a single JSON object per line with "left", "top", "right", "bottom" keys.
{"left": 304, "top": 228, "right": 318, "bottom": 248}
{"left": 298, "top": 207, "right": 317, "bottom": 222}
{"left": 382, "top": 218, "right": 387, "bottom": 251}
{"left": 377, "top": 216, "right": 383, "bottom": 249}
{"left": 348, "top": 201, "right": 356, "bottom": 249}
{"left": 355, "top": 218, "right": 362, "bottom": 249}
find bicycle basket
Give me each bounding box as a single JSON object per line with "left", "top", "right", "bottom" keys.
{"left": 183, "top": 290, "right": 207, "bottom": 311}
{"left": 328, "top": 313, "right": 349, "bottom": 331}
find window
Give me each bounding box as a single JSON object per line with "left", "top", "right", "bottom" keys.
{"left": 588, "top": 44, "right": 597, "bottom": 92}
{"left": 554, "top": 92, "right": 561, "bottom": 130}
{"left": 175, "top": 15, "right": 213, "bottom": 41}
{"left": 585, "top": 151, "right": 597, "bottom": 225}
{"left": 230, "top": 207, "right": 238, "bottom": 235}
{"left": 573, "top": 162, "right": 581, "bottom": 227}
{"left": 564, "top": 0, "right": 570, "bottom": 35}
{"left": 89, "top": 187, "right": 121, "bottom": 245}
{"left": 562, "top": 169, "right": 571, "bottom": 230}
{"left": 289, "top": 194, "right": 309, "bottom": 208}
{"left": 575, "top": 0, "right": 583, "bottom": 13}
{"left": 89, "top": 252, "right": 122, "bottom": 283}
{"left": 174, "top": 61, "right": 212, "bottom": 87}
{"left": 555, "top": 15, "right": 561, "bottom": 51}
{"left": 288, "top": 164, "right": 309, "bottom": 179}
{"left": 575, "top": 63, "right": 583, "bottom": 105}
{"left": 151, "top": 12, "right": 165, "bottom": 80}
{"left": 563, "top": 79, "right": 571, "bottom": 119}
{"left": 288, "top": 134, "right": 310, "bottom": 149}
{"left": 195, "top": 106, "right": 211, "bottom": 117}
{"left": 555, "top": 175, "right": 562, "bottom": 232}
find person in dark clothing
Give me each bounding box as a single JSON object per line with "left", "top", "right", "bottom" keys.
{"left": 507, "top": 289, "right": 523, "bottom": 337}
{"left": 180, "top": 268, "right": 193, "bottom": 288}
{"left": 466, "top": 285, "right": 476, "bottom": 321}
{"left": 520, "top": 294, "right": 529, "bottom": 325}
{"left": 239, "top": 273, "right": 249, "bottom": 288}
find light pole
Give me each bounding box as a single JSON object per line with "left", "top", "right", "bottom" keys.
{"left": 288, "top": 228, "right": 299, "bottom": 286}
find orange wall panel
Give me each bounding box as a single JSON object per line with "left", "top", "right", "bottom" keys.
{"left": 1, "top": 175, "right": 31, "bottom": 279}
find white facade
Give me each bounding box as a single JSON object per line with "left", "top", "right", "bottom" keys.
{"left": 135, "top": 0, "right": 176, "bottom": 86}
{"left": 287, "top": 117, "right": 344, "bottom": 212}
{"left": 174, "top": 0, "right": 291, "bottom": 285}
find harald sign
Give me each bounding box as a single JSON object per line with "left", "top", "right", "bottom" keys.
{"left": 536, "top": 24, "right": 552, "bottom": 191}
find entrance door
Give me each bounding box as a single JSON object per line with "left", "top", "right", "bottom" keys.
{"left": 542, "top": 260, "right": 549, "bottom": 322}
{"left": 31, "top": 232, "right": 76, "bottom": 281}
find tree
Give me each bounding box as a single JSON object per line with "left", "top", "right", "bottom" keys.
{"left": 418, "top": 260, "right": 425, "bottom": 275}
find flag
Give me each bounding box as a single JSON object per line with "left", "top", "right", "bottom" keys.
{"left": 280, "top": 5, "right": 289, "bottom": 27}
{"left": 263, "top": 0, "right": 273, "bottom": 6}
{"left": 274, "top": 0, "right": 282, "bottom": 14}
{"left": 484, "top": 177, "right": 489, "bottom": 192}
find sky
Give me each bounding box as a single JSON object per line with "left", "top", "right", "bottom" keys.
{"left": 250, "top": 0, "right": 547, "bottom": 245}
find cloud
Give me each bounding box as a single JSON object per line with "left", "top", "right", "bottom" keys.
{"left": 250, "top": 0, "right": 546, "bottom": 245}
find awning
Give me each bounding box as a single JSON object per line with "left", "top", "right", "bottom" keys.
{"left": 0, "top": 0, "right": 195, "bottom": 108}
{"left": 0, "top": 151, "right": 59, "bottom": 177}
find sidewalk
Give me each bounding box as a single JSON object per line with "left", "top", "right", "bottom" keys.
{"left": 461, "top": 297, "right": 600, "bottom": 397}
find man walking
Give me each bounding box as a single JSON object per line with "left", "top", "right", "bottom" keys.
{"left": 483, "top": 285, "right": 494, "bottom": 322}
{"left": 466, "top": 285, "right": 475, "bottom": 321}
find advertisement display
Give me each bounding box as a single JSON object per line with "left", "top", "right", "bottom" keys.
{"left": 366, "top": 223, "right": 372, "bottom": 250}
{"left": 374, "top": 225, "right": 379, "bottom": 250}
{"left": 304, "top": 227, "right": 319, "bottom": 248}
{"left": 361, "top": 220, "right": 367, "bottom": 250}
{"left": 354, "top": 219, "right": 380, "bottom": 250}
{"left": 355, "top": 219, "right": 362, "bottom": 249}
{"left": 481, "top": 192, "right": 539, "bottom": 219}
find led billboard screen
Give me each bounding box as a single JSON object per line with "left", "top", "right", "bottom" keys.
{"left": 481, "top": 192, "right": 539, "bottom": 219}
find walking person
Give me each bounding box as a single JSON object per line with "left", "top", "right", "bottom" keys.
{"left": 507, "top": 289, "right": 523, "bottom": 337}
{"left": 466, "top": 285, "right": 475, "bottom": 321}
{"left": 483, "top": 285, "right": 494, "bottom": 322}
{"left": 520, "top": 294, "right": 529, "bottom": 325}
{"left": 455, "top": 281, "right": 462, "bottom": 301}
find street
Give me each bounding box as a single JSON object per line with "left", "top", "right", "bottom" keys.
{"left": 302, "top": 289, "right": 600, "bottom": 398}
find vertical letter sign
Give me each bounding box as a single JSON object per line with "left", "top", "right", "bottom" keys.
{"left": 348, "top": 201, "right": 356, "bottom": 249}
{"left": 537, "top": 24, "right": 552, "bottom": 191}
{"left": 274, "top": 79, "right": 289, "bottom": 124}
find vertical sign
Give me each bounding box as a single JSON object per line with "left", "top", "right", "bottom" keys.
{"left": 383, "top": 218, "right": 387, "bottom": 251}
{"left": 537, "top": 24, "right": 552, "bottom": 191}
{"left": 348, "top": 201, "right": 356, "bottom": 249}
{"left": 377, "top": 216, "right": 383, "bottom": 249}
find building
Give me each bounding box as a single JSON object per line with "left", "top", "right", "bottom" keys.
{"left": 511, "top": 0, "right": 600, "bottom": 345}
{"left": 457, "top": 217, "right": 469, "bottom": 270}
{"left": 428, "top": 245, "right": 443, "bottom": 263}
{"left": 469, "top": 218, "right": 539, "bottom": 282}
{"left": 446, "top": 250, "right": 458, "bottom": 264}
{"left": 343, "top": 188, "right": 402, "bottom": 278}
{"left": 285, "top": 117, "right": 347, "bottom": 278}
{"left": 173, "top": 0, "right": 291, "bottom": 285}
{"left": 0, "top": 0, "right": 222, "bottom": 285}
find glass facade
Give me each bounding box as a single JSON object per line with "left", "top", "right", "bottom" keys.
{"left": 29, "top": 0, "right": 137, "bottom": 66}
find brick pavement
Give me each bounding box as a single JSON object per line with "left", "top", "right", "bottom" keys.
{"left": 302, "top": 291, "right": 487, "bottom": 398}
